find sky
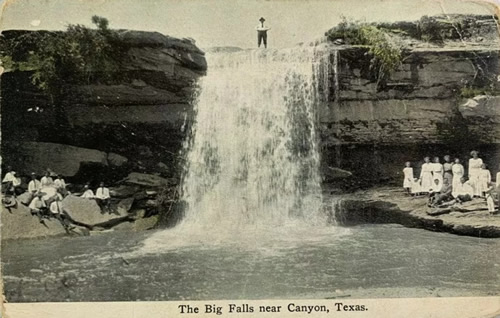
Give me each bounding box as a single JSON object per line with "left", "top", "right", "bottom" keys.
{"left": 0, "top": 0, "right": 495, "bottom": 49}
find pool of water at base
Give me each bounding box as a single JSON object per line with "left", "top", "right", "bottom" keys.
{"left": 2, "top": 224, "right": 500, "bottom": 302}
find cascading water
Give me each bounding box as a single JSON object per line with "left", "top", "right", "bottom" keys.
{"left": 332, "top": 49, "right": 340, "bottom": 105}
{"left": 179, "top": 45, "right": 332, "bottom": 230}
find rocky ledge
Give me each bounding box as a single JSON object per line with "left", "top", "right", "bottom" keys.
{"left": 0, "top": 171, "right": 178, "bottom": 240}
{"left": 334, "top": 187, "right": 500, "bottom": 238}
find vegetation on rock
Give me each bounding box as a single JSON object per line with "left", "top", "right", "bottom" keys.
{"left": 0, "top": 16, "right": 122, "bottom": 89}
{"left": 0, "top": 15, "right": 123, "bottom": 132}
{"left": 325, "top": 17, "right": 403, "bottom": 87}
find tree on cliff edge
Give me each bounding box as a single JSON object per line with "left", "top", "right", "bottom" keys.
{"left": 0, "top": 16, "right": 122, "bottom": 142}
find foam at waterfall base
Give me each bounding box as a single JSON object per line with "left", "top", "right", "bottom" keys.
{"left": 130, "top": 222, "right": 351, "bottom": 257}
{"left": 129, "top": 44, "right": 343, "bottom": 256}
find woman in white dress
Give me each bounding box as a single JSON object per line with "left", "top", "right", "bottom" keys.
{"left": 443, "top": 155, "right": 453, "bottom": 185}
{"left": 403, "top": 161, "right": 414, "bottom": 194}
{"left": 468, "top": 150, "right": 483, "bottom": 197}
{"left": 477, "top": 163, "right": 491, "bottom": 197}
{"left": 496, "top": 164, "right": 500, "bottom": 188}
{"left": 431, "top": 156, "right": 444, "bottom": 183}
{"left": 451, "top": 158, "right": 465, "bottom": 190}
{"left": 419, "top": 157, "right": 434, "bottom": 193}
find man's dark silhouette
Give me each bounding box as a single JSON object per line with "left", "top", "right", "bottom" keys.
{"left": 256, "top": 17, "right": 271, "bottom": 48}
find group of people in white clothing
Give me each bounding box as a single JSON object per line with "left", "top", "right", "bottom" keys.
{"left": 403, "top": 151, "right": 498, "bottom": 213}
{"left": 1, "top": 166, "right": 114, "bottom": 226}
{"left": 21, "top": 169, "right": 72, "bottom": 226}
{"left": 79, "top": 182, "right": 112, "bottom": 213}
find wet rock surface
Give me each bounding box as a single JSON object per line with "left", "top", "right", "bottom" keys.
{"left": 62, "top": 195, "right": 125, "bottom": 227}
{"left": 1, "top": 203, "right": 68, "bottom": 240}
{"left": 335, "top": 186, "right": 500, "bottom": 238}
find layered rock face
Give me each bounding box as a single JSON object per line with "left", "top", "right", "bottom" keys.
{"left": 1, "top": 30, "right": 206, "bottom": 179}
{"left": 320, "top": 48, "right": 500, "bottom": 146}
{"left": 320, "top": 15, "right": 500, "bottom": 187}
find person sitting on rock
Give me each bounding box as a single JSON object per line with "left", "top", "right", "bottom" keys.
{"left": 24, "top": 172, "right": 43, "bottom": 206}
{"left": 41, "top": 171, "right": 54, "bottom": 187}
{"left": 2, "top": 166, "right": 15, "bottom": 193}
{"left": 452, "top": 177, "right": 474, "bottom": 204}
{"left": 428, "top": 178, "right": 443, "bottom": 207}
{"left": 430, "top": 178, "right": 454, "bottom": 207}
{"left": 54, "top": 175, "right": 66, "bottom": 189}
{"left": 29, "top": 192, "right": 48, "bottom": 223}
{"left": 28, "top": 173, "right": 42, "bottom": 194}
{"left": 2, "top": 167, "right": 22, "bottom": 195}
{"left": 80, "top": 183, "right": 95, "bottom": 199}
{"left": 54, "top": 175, "right": 69, "bottom": 197}
{"left": 95, "top": 182, "right": 111, "bottom": 213}
{"left": 49, "top": 195, "right": 73, "bottom": 230}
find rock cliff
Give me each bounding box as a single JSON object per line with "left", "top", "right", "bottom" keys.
{"left": 320, "top": 15, "right": 500, "bottom": 187}
{"left": 2, "top": 15, "right": 500, "bottom": 189}
{"left": 1, "top": 30, "right": 206, "bottom": 179}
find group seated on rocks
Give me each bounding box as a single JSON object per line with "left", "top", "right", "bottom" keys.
{"left": 403, "top": 150, "right": 499, "bottom": 214}
{"left": 78, "top": 181, "right": 112, "bottom": 214}
{"left": 2, "top": 168, "right": 74, "bottom": 229}
{"left": 2, "top": 167, "right": 117, "bottom": 227}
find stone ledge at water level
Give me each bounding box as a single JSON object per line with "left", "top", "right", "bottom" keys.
{"left": 335, "top": 187, "right": 500, "bottom": 238}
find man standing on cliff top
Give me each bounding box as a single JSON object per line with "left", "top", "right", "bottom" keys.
{"left": 256, "top": 17, "right": 270, "bottom": 48}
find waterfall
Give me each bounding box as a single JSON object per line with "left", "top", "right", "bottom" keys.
{"left": 332, "top": 49, "right": 340, "bottom": 105}
{"left": 178, "top": 45, "right": 332, "bottom": 230}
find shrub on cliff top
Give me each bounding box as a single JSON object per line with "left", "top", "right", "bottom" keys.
{"left": 0, "top": 16, "right": 123, "bottom": 141}
{"left": 0, "top": 16, "right": 122, "bottom": 90}
{"left": 325, "top": 17, "right": 402, "bottom": 87}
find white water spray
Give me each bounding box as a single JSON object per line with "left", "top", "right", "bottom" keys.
{"left": 178, "top": 45, "right": 333, "bottom": 230}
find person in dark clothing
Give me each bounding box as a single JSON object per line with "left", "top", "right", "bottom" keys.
{"left": 256, "top": 17, "right": 271, "bottom": 48}
{"left": 430, "top": 178, "right": 454, "bottom": 207}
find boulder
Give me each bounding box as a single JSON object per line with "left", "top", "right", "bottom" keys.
{"left": 116, "top": 197, "right": 134, "bottom": 215}
{"left": 129, "top": 209, "right": 146, "bottom": 220}
{"left": 113, "top": 215, "right": 159, "bottom": 232}
{"left": 2, "top": 142, "right": 108, "bottom": 177}
{"left": 16, "top": 192, "right": 33, "bottom": 206}
{"left": 122, "top": 172, "right": 170, "bottom": 188}
{"left": 156, "top": 162, "right": 170, "bottom": 174}
{"left": 135, "top": 215, "right": 159, "bottom": 230}
{"left": 61, "top": 195, "right": 122, "bottom": 226}
{"left": 323, "top": 166, "right": 353, "bottom": 181}
{"left": 1, "top": 203, "right": 67, "bottom": 240}
{"left": 107, "top": 153, "right": 128, "bottom": 166}
{"left": 459, "top": 95, "right": 500, "bottom": 121}
{"left": 133, "top": 191, "right": 149, "bottom": 201}
{"left": 109, "top": 185, "right": 140, "bottom": 198}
